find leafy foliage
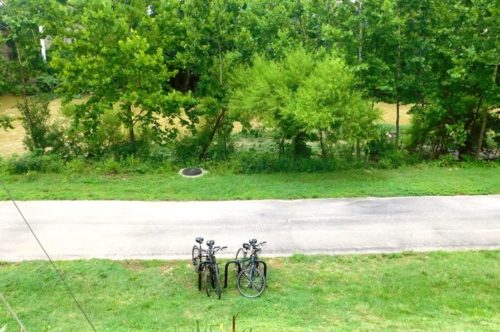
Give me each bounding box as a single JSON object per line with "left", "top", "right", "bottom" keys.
{"left": 230, "top": 49, "right": 379, "bottom": 157}
{"left": 0, "top": 0, "right": 498, "bottom": 165}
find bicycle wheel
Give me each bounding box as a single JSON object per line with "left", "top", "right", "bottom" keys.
{"left": 214, "top": 266, "right": 222, "bottom": 300}
{"left": 205, "top": 268, "right": 212, "bottom": 297}
{"left": 235, "top": 248, "right": 246, "bottom": 272}
{"left": 192, "top": 245, "right": 200, "bottom": 272}
{"left": 237, "top": 266, "right": 266, "bottom": 298}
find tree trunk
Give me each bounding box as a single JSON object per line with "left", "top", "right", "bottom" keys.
{"left": 356, "top": 139, "right": 361, "bottom": 159}
{"left": 199, "top": 108, "right": 226, "bottom": 160}
{"left": 319, "top": 130, "right": 327, "bottom": 158}
{"left": 14, "top": 41, "right": 37, "bottom": 149}
{"left": 395, "top": 2, "right": 401, "bottom": 148}
{"left": 475, "top": 107, "right": 488, "bottom": 160}
{"left": 358, "top": 1, "right": 363, "bottom": 63}
{"left": 198, "top": 38, "right": 225, "bottom": 161}
{"left": 475, "top": 64, "right": 498, "bottom": 159}
{"left": 127, "top": 104, "right": 135, "bottom": 146}
{"left": 278, "top": 137, "right": 285, "bottom": 159}
{"left": 396, "top": 98, "right": 400, "bottom": 147}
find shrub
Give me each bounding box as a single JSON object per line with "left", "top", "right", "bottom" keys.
{"left": 5, "top": 153, "right": 64, "bottom": 174}
{"left": 101, "top": 158, "right": 121, "bottom": 175}
{"left": 230, "top": 151, "right": 365, "bottom": 174}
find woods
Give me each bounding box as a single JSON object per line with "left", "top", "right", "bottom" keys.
{"left": 0, "top": 0, "right": 498, "bottom": 169}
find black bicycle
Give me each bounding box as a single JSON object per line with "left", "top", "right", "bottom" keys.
{"left": 191, "top": 237, "right": 205, "bottom": 273}
{"left": 236, "top": 239, "right": 266, "bottom": 298}
{"left": 203, "top": 240, "right": 226, "bottom": 299}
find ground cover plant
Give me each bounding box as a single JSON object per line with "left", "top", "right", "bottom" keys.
{"left": 0, "top": 251, "right": 498, "bottom": 331}
{"left": 0, "top": 163, "right": 499, "bottom": 201}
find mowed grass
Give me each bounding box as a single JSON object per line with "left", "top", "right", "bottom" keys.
{"left": 1, "top": 251, "right": 499, "bottom": 331}
{"left": 1, "top": 164, "right": 499, "bottom": 201}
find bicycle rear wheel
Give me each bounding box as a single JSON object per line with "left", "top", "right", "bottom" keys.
{"left": 237, "top": 266, "right": 266, "bottom": 298}
{"left": 192, "top": 245, "right": 201, "bottom": 272}
{"left": 205, "top": 268, "right": 212, "bottom": 297}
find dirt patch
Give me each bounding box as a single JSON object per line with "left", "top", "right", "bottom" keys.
{"left": 376, "top": 102, "right": 413, "bottom": 126}
{"left": 160, "top": 262, "right": 177, "bottom": 275}
{"left": 266, "top": 258, "right": 284, "bottom": 269}
{"left": 121, "top": 260, "right": 146, "bottom": 272}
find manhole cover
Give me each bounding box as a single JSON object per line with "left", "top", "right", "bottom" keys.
{"left": 179, "top": 167, "right": 206, "bottom": 177}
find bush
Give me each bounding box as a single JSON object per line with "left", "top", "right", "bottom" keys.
{"left": 230, "top": 151, "right": 365, "bottom": 174}
{"left": 65, "top": 158, "right": 89, "bottom": 174}
{"left": 101, "top": 158, "right": 121, "bottom": 175}
{"left": 6, "top": 153, "right": 64, "bottom": 174}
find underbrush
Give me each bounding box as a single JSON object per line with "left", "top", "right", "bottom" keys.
{"left": 0, "top": 151, "right": 498, "bottom": 176}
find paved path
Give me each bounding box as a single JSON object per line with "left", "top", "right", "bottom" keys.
{"left": 1, "top": 195, "right": 499, "bottom": 261}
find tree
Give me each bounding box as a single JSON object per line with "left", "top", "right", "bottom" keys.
{"left": 0, "top": 0, "right": 63, "bottom": 151}
{"left": 405, "top": 0, "right": 499, "bottom": 158}
{"left": 52, "top": 0, "right": 175, "bottom": 156}
{"left": 165, "top": 0, "right": 256, "bottom": 160}
{"left": 294, "top": 56, "right": 379, "bottom": 157}
{"left": 230, "top": 48, "right": 378, "bottom": 158}
{"left": 229, "top": 49, "right": 314, "bottom": 157}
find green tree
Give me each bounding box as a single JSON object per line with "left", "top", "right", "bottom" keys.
{"left": 230, "top": 48, "right": 378, "bottom": 158}
{"left": 294, "top": 56, "right": 379, "bottom": 157}
{"left": 0, "top": 0, "right": 63, "bottom": 151}
{"left": 52, "top": 0, "right": 175, "bottom": 156}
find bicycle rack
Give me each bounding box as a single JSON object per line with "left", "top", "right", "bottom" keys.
{"left": 256, "top": 260, "right": 268, "bottom": 278}
{"left": 199, "top": 259, "right": 268, "bottom": 291}
{"left": 223, "top": 260, "right": 241, "bottom": 288}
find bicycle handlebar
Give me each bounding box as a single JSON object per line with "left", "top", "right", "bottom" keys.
{"left": 211, "top": 246, "right": 227, "bottom": 252}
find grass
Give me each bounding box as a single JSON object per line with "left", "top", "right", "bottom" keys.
{"left": 0, "top": 164, "right": 499, "bottom": 201}
{"left": 1, "top": 251, "right": 498, "bottom": 331}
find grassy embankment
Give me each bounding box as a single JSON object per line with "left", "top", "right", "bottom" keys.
{"left": 1, "top": 164, "right": 499, "bottom": 201}
{"left": 1, "top": 251, "right": 498, "bottom": 331}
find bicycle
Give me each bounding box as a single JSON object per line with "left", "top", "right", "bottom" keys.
{"left": 191, "top": 237, "right": 205, "bottom": 273}
{"left": 236, "top": 239, "right": 266, "bottom": 298}
{"left": 203, "top": 240, "right": 226, "bottom": 299}
{"left": 235, "top": 241, "right": 251, "bottom": 272}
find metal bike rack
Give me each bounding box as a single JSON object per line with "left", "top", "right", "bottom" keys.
{"left": 256, "top": 260, "right": 268, "bottom": 278}
{"left": 223, "top": 260, "right": 241, "bottom": 288}
{"left": 198, "top": 259, "right": 268, "bottom": 291}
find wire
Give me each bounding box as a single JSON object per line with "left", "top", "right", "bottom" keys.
{"left": 0, "top": 292, "right": 28, "bottom": 332}
{"left": 0, "top": 179, "right": 97, "bottom": 332}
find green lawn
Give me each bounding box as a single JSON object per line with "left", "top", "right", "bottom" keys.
{"left": 1, "top": 251, "right": 499, "bottom": 331}
{"left": 1, "top": 164, "right": 499, "bottom": 201}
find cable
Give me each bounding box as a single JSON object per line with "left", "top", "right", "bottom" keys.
{"left": 0, "top": 179, "right": 97, "bottom": 332}
{"left": 0, "top": 292, "right": 28, "bottom": 332}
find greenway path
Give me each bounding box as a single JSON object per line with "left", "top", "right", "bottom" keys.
{"left": 1, "top": 195, "right": 499, "bottom": 261}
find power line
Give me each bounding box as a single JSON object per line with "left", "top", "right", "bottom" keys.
{"left": 0, "top": 179, "right": 97, "bottom": 332}
{"left": 0, "top": 292, "right": 28, "bottom": 332}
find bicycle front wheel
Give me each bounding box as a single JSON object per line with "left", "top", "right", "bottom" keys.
{"left": 214, "top": 266, "right": 222, "bottom": 300}
{"left": 235, "top": 248, "right": 245, "bottom": 272}
{"left": 237, "top": 266, "right": 266, "bottom": 298}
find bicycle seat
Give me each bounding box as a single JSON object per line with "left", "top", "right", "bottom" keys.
{"left": 206, "top": 240, "right": 215, "bottom": 247}
{"left": 249, "top": 238, "right": 257, "bottom": 245}
{"left": 195, "top": 237, "right": 204, "bottom": 244}
{"left": 243, "top": 243, "right": 250, "bottom": 250}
